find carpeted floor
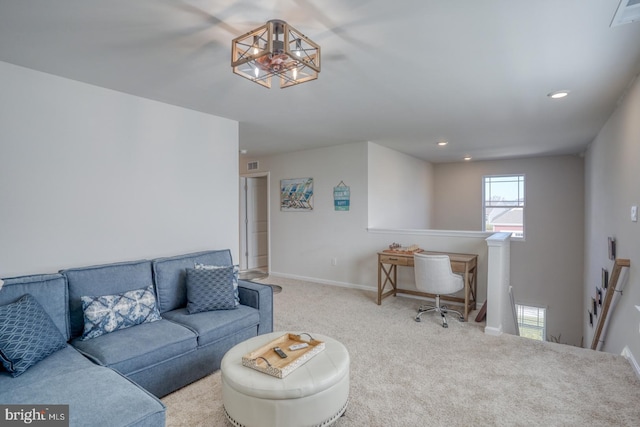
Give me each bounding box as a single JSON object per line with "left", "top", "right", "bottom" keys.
{"left": 162, "top": 276, "right": 640, "bottom": 426}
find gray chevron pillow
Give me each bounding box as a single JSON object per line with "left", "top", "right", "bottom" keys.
{"left": 185, "top": 267, "right": 237, "bottom": 314}
{"left": 194, "top": 263, "right": 240, "bottom": 306}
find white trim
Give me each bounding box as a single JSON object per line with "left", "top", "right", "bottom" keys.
{"left": 269, "top": 272, "right": 486, "bottom": 318}
{"left": 484, "top": 325, "right": 503, "bottom": 336}
{"left": 367, "top": 228, "right": 493, "bottom": 239}
{"left": 621, "top": 346, "right": 640, "bottom": 380}
{"left": 485, "top": 232, "right": 512, "bottom": 246}
{"left": 268, "top": 271, "right": 375, "bottom": 292}
{"left": 239, "top": 172, "right": 271, "bottom": 275}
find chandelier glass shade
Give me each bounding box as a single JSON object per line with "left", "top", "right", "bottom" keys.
{"left": 231, "top": 19, "right": 321, "bottom": 89}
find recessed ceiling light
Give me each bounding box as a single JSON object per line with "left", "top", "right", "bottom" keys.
{"left": 437, "top": 141, "right": 448, "bottom": 146}
{"left": 547, "top": 90, "right": 570, "bottom": 99}
{"left": 464, "top": 155, "right": 472, "bottom": 161}
{"left": 239, "top": 149, "right": 248, "bottom": 154}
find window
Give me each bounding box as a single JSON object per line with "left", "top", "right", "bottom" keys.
{"left": 483, "top": 175, "right": 525, "bottom": 239}
{"left": 515, "top": 304, "right": 546, "bottom": 341}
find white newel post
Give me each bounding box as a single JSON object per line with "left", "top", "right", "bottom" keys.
{"left": 485, "top": 233, "right": 512, "bottom": 336}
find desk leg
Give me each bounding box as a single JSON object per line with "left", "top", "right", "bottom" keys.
{"left": 377, "top": 261, "right": 382, "bottom": 305}
{"left": 393, "top": 264, "right": 397, "bottom": 297}
{"left": 471, "top": 267, "right": 477, "bottom": 311}
{"left": 463, "top": 269, "right": 470, "bottom": 321}
{"left": 378, "top": 262, "right": 397, "bottom": 304}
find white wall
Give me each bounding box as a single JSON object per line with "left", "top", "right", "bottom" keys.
{"left": 241, "top": 142, "right": 490, "bottom": 306}
{"left": 0, "top": 61, "right": 239, "bottom": 277}
{"left": 241, "top": 142, "right": 370, "bottom": 285}
{"left": 584, "top": 74, "right": 640, "bottom": 359}
{"left": 432, "top": 156, "right": 585, "bottom": 345}
{"left": 368, "top": 142, "right": 434, "bottom": 229}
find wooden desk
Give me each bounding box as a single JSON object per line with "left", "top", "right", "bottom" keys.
{"left": 377, "top": 251, "right": 478, "bottom": 321}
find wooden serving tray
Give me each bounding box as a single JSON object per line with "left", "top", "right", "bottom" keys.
{"left": 242, "top": 333, "right": 325, "bottom": 378}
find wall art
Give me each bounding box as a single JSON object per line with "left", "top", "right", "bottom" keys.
{"left": 280, "top": 178, "right": 313, "bottom": 211}
{"left": 608, "top": 237, "right": 616, "bottom": 260}
{"left": 333, "top": 181, "right": 350, "bottom": 211}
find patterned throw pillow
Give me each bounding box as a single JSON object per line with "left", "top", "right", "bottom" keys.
{"left": 0, "top": 294, "right": 67, "bottom": 377}
{"left": 185, "top": 267, "right": 237, "bottom": 314}
{"left": 81, "top": 285, "right": 162, "bottom": 341}
{"left": 194, "top": 263, "right": 240, "bottom": 306}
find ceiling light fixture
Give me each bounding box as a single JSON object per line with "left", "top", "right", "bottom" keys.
{"left": 437, "top": 141, "right": 449, "bottom": 146}
{"left": 464, "top": 155, "right": 472, "bottom": 161}
{"left": 547, "top": 90, "right": 570, "bottom": 99}
{"left": 231, "top": 19, "right": 321, "bottom": 89}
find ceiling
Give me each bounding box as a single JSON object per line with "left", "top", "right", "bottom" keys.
{"left": 1, "top": 0, "right": 640, "bottom": 163}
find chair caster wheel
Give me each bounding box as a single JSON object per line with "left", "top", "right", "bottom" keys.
{"left": 415, "top": 317, "right": 422, "bottom": 322}
{"left": 442, "top": 323, "right": 448, "bottom": 328}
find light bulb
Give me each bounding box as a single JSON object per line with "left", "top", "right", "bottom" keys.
{"left": 254, "top": 67, "right": 259, "bottom": 78}
{"left": 292, "top": 67, "right": 298, "bottom": 80}
{"left": 547, "top": 90, "right": 569, "bottom": 99}
{"left": 295, "top": 39, "right": 302, "bottom": 57}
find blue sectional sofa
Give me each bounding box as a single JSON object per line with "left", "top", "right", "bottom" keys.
{"left": 0, "top": 249, "right": 273, "bottom": 426}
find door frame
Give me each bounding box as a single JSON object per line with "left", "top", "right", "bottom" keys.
{"left": 239, "top": 172, "right": 270, "bottom": 273}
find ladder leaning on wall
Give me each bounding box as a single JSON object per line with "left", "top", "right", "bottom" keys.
{"left": 591, "top": 258, "right": 631, "bottom": 351}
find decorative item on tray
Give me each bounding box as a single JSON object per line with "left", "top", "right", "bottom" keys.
{"left": 384, "top": 243, "right": 423, "bottom": 254}
{"left": 242, "top": 333, "right": 325, "bottom": 378}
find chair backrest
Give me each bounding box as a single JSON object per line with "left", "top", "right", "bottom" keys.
{"left": 413, "top": 253, "right": 464, "bottom": 295}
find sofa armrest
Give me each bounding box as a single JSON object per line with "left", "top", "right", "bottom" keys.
{"left": 238, "top": 280, "right": 273, "bottom": 335}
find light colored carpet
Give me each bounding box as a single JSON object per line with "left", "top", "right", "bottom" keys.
{"left": 162, "top": 277, "right": 640, "bottom": 426}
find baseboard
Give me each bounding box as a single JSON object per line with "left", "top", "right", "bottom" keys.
{"left": 484, "top": 325, "right": 503, "bottom": 336}
{"left": 269, "top": 271, "right": 487, "bottom": 313}
{"left": 621, "top": 346, "right": 640, "bottom": 380}
{"left": 268, "top": 271, "right": 375, "bottom": 292}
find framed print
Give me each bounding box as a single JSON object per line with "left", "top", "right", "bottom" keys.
{"left": 280, "top": 178, "right": 313, "bottom": 211}
{"left": 608, "top": 237, "right": 616, "bottom": 260}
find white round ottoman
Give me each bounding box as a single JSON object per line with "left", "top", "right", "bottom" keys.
{"left": 221, "top": 332, "right": 350, "bottom": 427}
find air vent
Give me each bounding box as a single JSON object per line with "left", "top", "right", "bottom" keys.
{"left": 247, "top": 161, "right": 259, "bottom": 171}
{"left": 611, "top": 0, "right": 640, "bottom": 26}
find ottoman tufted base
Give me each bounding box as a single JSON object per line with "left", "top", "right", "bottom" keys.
{"left": 221, "top": 332, "right": 350, "bottom": 427}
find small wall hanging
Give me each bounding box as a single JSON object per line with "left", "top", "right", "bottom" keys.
{"left": 608, "top": 237, "right": 616, "bottom": 260}
{"left": 333, "top": 181, "right": 350, "bottom": 211}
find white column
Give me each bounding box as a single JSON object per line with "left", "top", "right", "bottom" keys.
{"left": 485, "top": 233, "right": 512, "bottom": 336}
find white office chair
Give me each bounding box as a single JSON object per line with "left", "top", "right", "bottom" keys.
{"left": 413, "top": 253, "right": 465, "bottom": 328}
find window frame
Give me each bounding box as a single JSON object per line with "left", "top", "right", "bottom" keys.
{"left": 515, "top": 303, "right": 547, "bottom": 341}
{"left": 482, "top": 174, "right": 525, "bottom": 240}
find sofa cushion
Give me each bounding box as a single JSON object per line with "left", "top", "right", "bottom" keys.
{"left": 0, "top": 294, "right": 67, "bottom": 376}
{"left": 195, "top": 263, "right": 240, "bottom": 306}
{"left": 61, "top": 260, "right": 154, "bottom": 339}
{"left": 81, "top": 285, "right": 162, "bottom": 340}
{"left": 152, "top": 250, "right": 233, "bottom": 313}
{"left": 71, "top": 319, "right": 197, "bottom": 376}
{"left": 186, "top": 267, "right": 237, "bottom": 313}
{"left": 0, "top": 346, "right": 166, "bottom": 427}
{"left": 161, "top": 305, "right": 260, "bottom": 347}
{"left": 0, "top": 274, "right": 69, "bottom": 340}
